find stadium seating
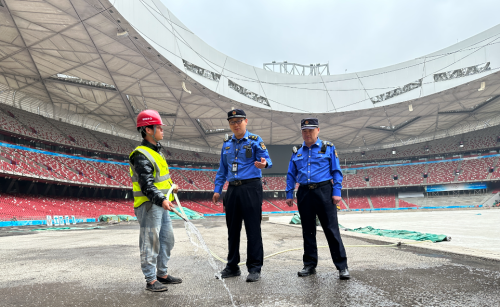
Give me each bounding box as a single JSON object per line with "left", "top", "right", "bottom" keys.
{"left": 396, "top": 164, "right": 425, "bottom": 185}
{"left": 263, "top": 176, "right": 286, "bottom": 190}
{"left": 191, "top": 199, "right": 224, "bottom": 213}
{"left": 427, "top": 161, "right": 459, "bottom": 184}
{"left": 398, "top": 199, "right": 418, "bottom": 208}
{"left": 366, "top": 167, "right": 395, "bottom": 187}
{"left": 458, "top": 157, "right": 494, "bottom": 182}
{"left": 0, "top": 194, "right": 134, "bottom": 221}
{"left": 344, "top": 196, "right": 370, "bottom": 209}
{"left": 268, "top": 198, "right": 297, "bottom": 211}
{"left": 178, "top": 170, "right": 214, "bottom": 190}
{"left": 343, "top": 173, "right": 367, "bottom": 188}
{"left": 370, "top": 194, "right": 396, "bottom": 208}
{"left": 262, "top": 200, "right": 280, "bottom": 212}
{"left": 176, "top": 199, "right": 219, "bottom": 214}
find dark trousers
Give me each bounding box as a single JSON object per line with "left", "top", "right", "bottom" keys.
{"left": 223, "top": 180, "right": 263, "bottom": 273}
{"left": 297, "top": 183, "right": 348, "bottom": 270}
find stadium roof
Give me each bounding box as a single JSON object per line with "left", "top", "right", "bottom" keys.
{"left": 1, "top": 0, "right": 500, "bottom": 154}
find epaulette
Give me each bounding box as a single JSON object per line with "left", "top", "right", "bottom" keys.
{"left": 248, "top": 135, "right": 259, "bottom": 141}
{"left": 223, "top": 134, "right": 231, "bottom": 142}
{"left": 292, "top": 144, "right": 303, "bottom": 153}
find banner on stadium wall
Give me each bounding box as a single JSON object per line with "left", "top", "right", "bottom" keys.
{"left": 425, "top": 182, "right": 487, "bottom": 192}
{"left": 398, "top": 192, "right": 424, "bottom": 198}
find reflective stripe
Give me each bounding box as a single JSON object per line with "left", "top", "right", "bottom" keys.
{"left": 133, "top": 189, "right": 171, "bottom": 197}
{"left": 135, "top": 148, "right": 162, "bottom": 181}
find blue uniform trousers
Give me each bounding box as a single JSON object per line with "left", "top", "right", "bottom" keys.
{"left": 297, "top": 183, "right": 348, "bottom": 270}
{"left": 223, "top": 179, "right": 264, "bottom": 273}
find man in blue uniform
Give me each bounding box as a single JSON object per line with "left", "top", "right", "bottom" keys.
{"left": 212, "top": 109, "right": 272, "bottom": 282}
{"left": 285, "top": 118, "right": 350, "bottom": 280}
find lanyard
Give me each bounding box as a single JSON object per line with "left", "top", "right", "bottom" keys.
{"left": 232, "top": 138, "right": 246, "bottom": 161}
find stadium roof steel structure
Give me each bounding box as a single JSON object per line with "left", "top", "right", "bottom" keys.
{"left": 1, "top": 0, "right": 500, "bottom": 154}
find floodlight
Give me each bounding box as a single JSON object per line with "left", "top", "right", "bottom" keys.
{"left": 117, "top": 30, "right": 129, "bottom": 38}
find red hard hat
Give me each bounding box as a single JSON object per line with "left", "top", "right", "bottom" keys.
{"left": 136, "top": 110, "right": 165, "bottom": 128}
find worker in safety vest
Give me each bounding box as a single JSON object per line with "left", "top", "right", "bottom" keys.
{"left": 129, "top": 109, "right": 182, "bottom": 292}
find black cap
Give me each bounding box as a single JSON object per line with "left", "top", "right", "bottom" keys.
{"left": 301, "top": 118, "right": 319, "bottom": 129}
{"left": 227, "top": 109, "right": 246, "bottom": 120}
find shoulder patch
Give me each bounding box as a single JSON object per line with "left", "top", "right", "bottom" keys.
{"left": 223, "top": 133, "right": 231, "bottom": 142}
{"left": 248, "top": 135, "right": 258, "bottom": 140}
{"left": 260, "top": 142, "right": 266, "bottom": 150}
{"left": 325, "top": 141, "right": 334, "bottom": 147}
{"left": 335, "top": 150, "right": 338, "bottom": 158}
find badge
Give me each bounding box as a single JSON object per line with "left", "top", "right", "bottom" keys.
{"left": 232, "top": 162, "right": 238, "bottom": 172}
{"left": 232, "top": 111, "right": 236, "bottom": 115}
{"left": 305, "top": 120, "right": 309, "bottom": 124}
{"left": 260, "top": 142, "right": 266, "bottom": 150}
{"left": 225, "top": 146, "right": 230, "bottom": 150}
{"left": 335, "top": 150, "right": 338, "bottom": 158}
{"left": 297, "top": 154, "right": 302, "bottom": 157}
{"left": 293, "top": 146, "right": 297, "bottom": 154}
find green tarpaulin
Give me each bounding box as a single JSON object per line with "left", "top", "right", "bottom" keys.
{"left": 171, "top": 207, "right": 204, "bottom": 220}
{"left": 289, "top": 213, "right": 321, "bottom": 226}
{"left": 289, "top": 214, "right": 449, "bottom": 242}
{"left": 98, "top": 215, "right": 120, "bottom": 222}
{"left": 346, "top": 226, "right": 449, "bottom": 242}
{"left": 117, "top": 215, "right": 137, "bottom": 221}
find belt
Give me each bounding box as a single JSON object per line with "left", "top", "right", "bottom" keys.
{"left": 229, "top": 178, "right": 261, "bottom": 186}
{"left": 299, "top": 180, "right": 331, "bottom": 190}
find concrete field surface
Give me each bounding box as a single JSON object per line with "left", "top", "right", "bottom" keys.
{"left": 0, "top": 216, "right": 499, "bottom": 307}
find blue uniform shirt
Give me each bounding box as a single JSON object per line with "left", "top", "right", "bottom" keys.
{"left": 286, "top": 137, "right": 343, "bottom": 199}
{"left": 214, "top": 130, "right": 272, "bottom": 194}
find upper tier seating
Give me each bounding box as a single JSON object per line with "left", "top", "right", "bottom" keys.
{"left": 396, "top": 164, "right": 425, "bottom": 185}
{"left": 343, "top": 173, "right": 367, "bottom": 188}
{"left": 427, "top": 161, "right": 459, "bottom": 184}
{"left": 458, "top": 157, "right": 494, "bottom": 182}
{"left": 2, "top": 105, "right": 73, "bottom": 145}
{"left": 366, "top": 167, "right": 395, "bottom": 187}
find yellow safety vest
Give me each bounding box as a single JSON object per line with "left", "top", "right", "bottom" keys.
{"left": 129, "top": 146, "right": 174, "bottom": 208}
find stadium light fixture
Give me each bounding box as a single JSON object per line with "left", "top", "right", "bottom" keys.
{"left": 117, "top": 30, "right": 129, "bottom": 38}
{"left": 392, "top": 149, "right": 396, "bottom": 155}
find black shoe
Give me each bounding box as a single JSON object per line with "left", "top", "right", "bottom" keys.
{"left": 339, "top": 268, "right": 350, "bottom": 280}
{"left": 298, "top": 265, "right": 316, "bottom": 277}
{"left": 146, "top": 280, "right": 168, "bottom": 292}
{"left": 218, "top": 267, "right": 241, "bottom": 279}
{"left": 246, "top": 272, "right": 261, "bottom": 282}
{"left": 157, "top": 275, "right": 183, "bottom": 284}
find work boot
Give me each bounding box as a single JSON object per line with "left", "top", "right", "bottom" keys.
{"left": 246, "top": 272, "right": 261, "bottom": 282}
{"left": 146, "top": 280, "right": 168, "bottom": 292}
{"left": 339, "top": 268, "right": 351, "bottom": 280}
{"left": 218, "top": 267, "right": 241, "bottom": 279}
{"left": 298, "top": 265, "right": 316, "bottom": 277}
{"left": 157, "top": 275, "right": 183, "bottom": 284}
